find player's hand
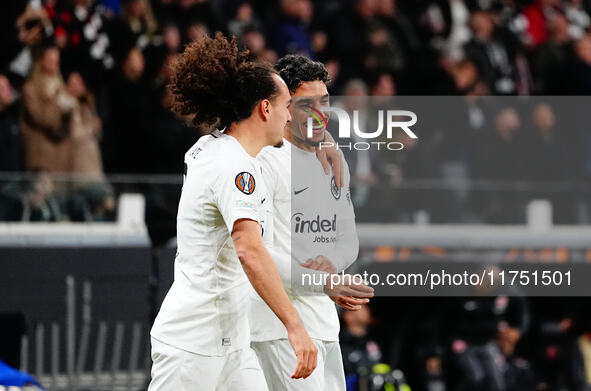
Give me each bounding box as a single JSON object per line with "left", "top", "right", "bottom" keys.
{"left": 323, "top": 274, "right": 374, "bottom": 298}
{"left": 315, "top": 140, "right": 343, "bottom": 187}
{"left": 287, "top": 323, "right": 318, "bottom": 379}
{"left": 330, "top": 295, "right": 369, "bottom": 311}
{"left": 302, "top": 255, "right": 337, "bottom": 273}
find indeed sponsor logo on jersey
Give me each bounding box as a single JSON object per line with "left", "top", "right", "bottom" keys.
{"left": 292, "top": 213, "right": 337, "bottom": 233}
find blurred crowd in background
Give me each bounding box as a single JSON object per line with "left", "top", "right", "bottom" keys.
{"left": 341, "top": 297, "right": 591, "bottom": 391}
{"left": 1, "top": 0, "right": 591, "bottom": 224}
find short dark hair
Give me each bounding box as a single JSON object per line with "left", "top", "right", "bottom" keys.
{"left": 170, "top": 33, "right": 279, "bottom": 131}
{"left": 275, "top": 54, "right": 329, "bottom": 93}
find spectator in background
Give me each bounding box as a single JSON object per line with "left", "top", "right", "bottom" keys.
{"left": 143, "top": 83, "right": 200, "bottom": 244}
{"left": 46, "top": 0, "right": 114, "bottom": 89}
{"left": 105, "top": 46, "right": 149, "bottom": 173}
{"left": 472, "top": 107, "right": 525, "bottom": 180}
{"left": 522, "top": 0, "right": 551, "bottom": 47}
{"left": 150, "top": 0, "right": 176, "bottom": 25}
{"left": 143, "top": 22, "right": 181, "bottom": 81}
{"left": 534, "top": 10, "right": 572, "bottom": 94}
{"left": 464, "top": 9, "right": 521, "bottom": 94}
{"left": 526, "top": 102, "right": 578, "bottom": 223}
{"left": 526, "top": 103, "right": 566, "bottom": 182}
{"left": 565, "top": 301, "right": 591, "bottom": 391}
{"left": 21, "top": 43, "right": 76, "bottom": 173}
{"left": 340, "top": 305, "right": 383, "bottom": 386}
{"left": 569, "top": 34, "right": 591, "bottom": 94}
{"left": 0, "top": 75, "right": 23, "bottom": 172}
{"left": 366, "top": 0, "right": 423, "bottom": 90}
{"left": 65, "top": 70, "right": 115, "bottom": 222}
{"left": 335, "top": 79, "right": 386, "bottom": 221}
{"left": 375, "top": 0, "right": 421, "bottom": 58}
{"left": 100, "top": 0, "right": 121, "bottom": 16}
{"left": 447, "top": 59, "right": 489, "bottom": 96}
{"left": 109, "top": 0, "right": 157, "bottom": 60}
{"left": 496, "top": 0, "right": 529, "bottom": 44}
{"left": 443, "top": 0, "right": 473, "bottom": 62}
{"left": 443, "top": 292, "right": 534, "bottom": 391}
{"left": 65, "top": 71, "right": 103, "bottom": 177}
{"left": 18, "top": 172, "right": 64, "bottom": 222}
{"left": 329, "top": 0, "right": 374, "bottom": 84}
{"left": 364, "top": 0, "right": 408, "bottom": 78}
{"left": 174, "top": 0, "right": 223, "bottom": 38}
{"left": 8, "top": 3, "right": 53, "bottom": 86}
{"left": 370, "top": 72, "right": 396, "bottom": 100}
{"left": 471, "top": 106, "right": 527, "bottom": 223}
{"left": 440, "top": 60, "right": 489, "bottom": 162}
{"left": 186, "top": 20, "right": 210, "bottom": 43}
{"left": 149, "top": 85, "right": 199, "bottom": 174}
{"left": 146, "top": 50, "right": 197, "bottom": 174}
{"left": 151, "top": 53, "right": 177, "bottom": 91}
{"left": 564, "top": 0, "right": 590, "bottom": 40}
{"left": 241, "top": 25, "right": 278, "bottom": 64}
{"left": 533, "top": 298, "right": 591, "bottom": 391}
{"left": 0, "top": 1, "right": 29, "bottom": 82}
{"left": 161, "top": 22, "right": 181, "bottom": 54}
{"left": 340, "top": 79, "right": 384, "bottom": 187}
{"left": 275, "top": 0, "right": 313, "bottom": 56}
{"left": 0, "top": 170, "right": 64, "bottom": 222}
{"left": 123, "top": 0, "right": 157, "bottom": 47}
{"left": 226, "top": 1, "right": 262, "bottom": 37}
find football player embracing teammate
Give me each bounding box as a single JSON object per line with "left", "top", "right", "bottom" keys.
{"left": 149, "top": 36, "right": 318, "bottom": 391}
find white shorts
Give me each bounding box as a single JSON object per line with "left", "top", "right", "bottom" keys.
{"left": 251, "top": 339, "right": 346, "bottom": 391}
{"left": 148, "top": 337, "right": 269, "bottom": 391}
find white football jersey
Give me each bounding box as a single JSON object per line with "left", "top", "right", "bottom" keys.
{"left": 249, "top": 139, "right": 358, "bottom": 343}
{"left": 151, "top": 129, "right": 271, "bottom": 356}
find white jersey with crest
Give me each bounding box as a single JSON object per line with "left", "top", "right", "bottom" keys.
{"left": 151, "top": 129, "right": 271, "bottom": 356}
{"left": 249, "top": 138, "right": 357, "bottom": 343}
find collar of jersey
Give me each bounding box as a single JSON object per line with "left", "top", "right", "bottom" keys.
{"left": 212, "top": 128, "right": 257, "bottom": 160}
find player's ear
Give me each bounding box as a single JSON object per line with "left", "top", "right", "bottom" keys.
{"left": 260, "top": 99, "right": 271, "bottom": 120}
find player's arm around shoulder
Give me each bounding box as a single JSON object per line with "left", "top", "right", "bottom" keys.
{"left": 315, "top": 130, "right": 344, "bottom": 186}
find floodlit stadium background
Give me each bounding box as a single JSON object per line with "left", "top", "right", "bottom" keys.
{"left": 1, "top": 0, "right": 591, "bottom": 390}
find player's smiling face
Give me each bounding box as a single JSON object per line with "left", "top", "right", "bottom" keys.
{"left": 290, "top": 80, "right": 330, "bottom": 146}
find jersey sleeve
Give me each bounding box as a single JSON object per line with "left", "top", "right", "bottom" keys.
{"left": 212, "top": 156, "right": 264, "bottom": 234}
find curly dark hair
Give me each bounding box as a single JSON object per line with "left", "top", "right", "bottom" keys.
{"left": 170, "top": 33, "right": 279, "bottom": 130}
{"left": 275, "top": 54, "right": 329, "bottom": 93}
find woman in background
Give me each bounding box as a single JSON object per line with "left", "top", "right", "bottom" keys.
{"left": 21, "top": 42, "right": 76, "bottom": 173}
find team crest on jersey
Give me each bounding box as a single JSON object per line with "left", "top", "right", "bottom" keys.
{"left": 330, "top": 176, "right": 341, "bottom": 200}
{"left": 235, "top": 172, "right": 256, "bottom": 195}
